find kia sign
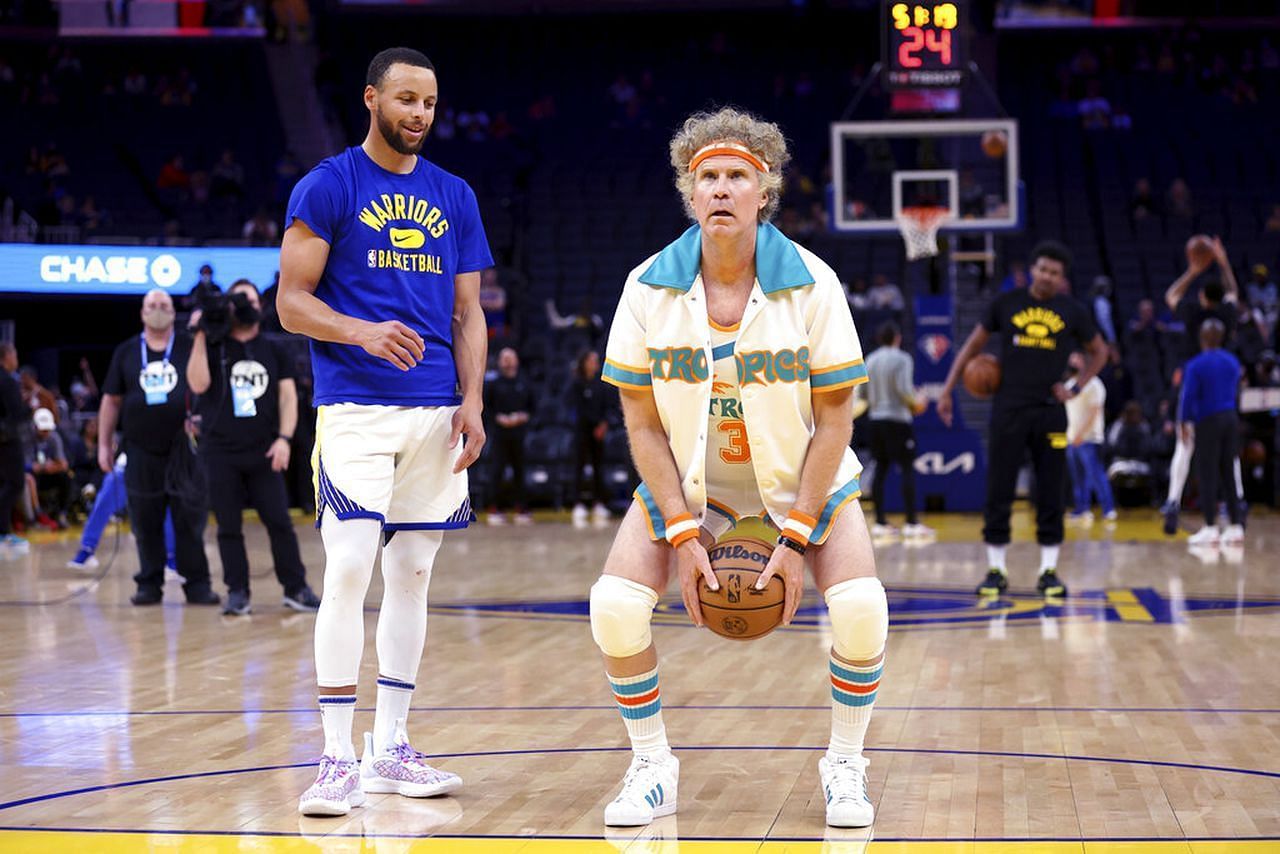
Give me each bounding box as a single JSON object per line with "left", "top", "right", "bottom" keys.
{"left": 0, "top": 244, "right": 280, "bottom": 295}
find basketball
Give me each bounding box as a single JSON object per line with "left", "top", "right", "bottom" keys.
{"left": 699, "top": 531, "right": 784, "bottom": 641}
{"left": 1186, "top": 234, "right": 1215, "bottom": 267}
{"left": 962, "top": 353, "right": 1002, "bottom": 399}
{"left": 981, "top": 129, "right": 1008, "bottom": 158}
{"left": 1242, "top": 439, "right": 1267, "bottom": 467}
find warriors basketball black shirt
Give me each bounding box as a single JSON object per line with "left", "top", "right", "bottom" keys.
{"left": 981, "top": 289, "right": 1097, "bottom": 410}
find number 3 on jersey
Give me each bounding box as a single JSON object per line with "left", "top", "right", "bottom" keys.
{"left": 718, "top": 419, "right": 751, "bottom": 464}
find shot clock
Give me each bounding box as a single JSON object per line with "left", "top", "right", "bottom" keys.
{"left": 884, "top": 1, "right": 966, "bottom": 89}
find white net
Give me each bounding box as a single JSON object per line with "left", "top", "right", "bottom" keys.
{"left": 897, "top": 206, "right": 951, "bottom": 260}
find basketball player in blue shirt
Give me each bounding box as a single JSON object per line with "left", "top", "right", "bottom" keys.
{"left": 278, "top": 47, "right": 492, "bottom": 816}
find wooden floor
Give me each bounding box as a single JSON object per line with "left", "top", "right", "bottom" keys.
{"left": 1, "top": 505, "right": 1279, "bottom": 853}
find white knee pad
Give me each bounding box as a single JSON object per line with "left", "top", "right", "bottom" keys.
{"left": 824, "top": 577, "right": 889, "bottom": 661}
{"left": 589, "top": 575, "right": 659, "bottom": 658}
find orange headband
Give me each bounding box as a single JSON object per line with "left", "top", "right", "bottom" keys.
{"left": 688, "top": 141, "right": 769, "bottom": 174}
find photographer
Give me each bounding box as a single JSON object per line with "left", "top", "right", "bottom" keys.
{"left": 188, "top": 279, "right": 318, "bottom": 616}
{"left": 100, "top": 289, "right": 219, "bottom": 606}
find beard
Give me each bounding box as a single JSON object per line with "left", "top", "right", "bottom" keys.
{"left": 376, "top": 107, "right": 426, "bottom": 155}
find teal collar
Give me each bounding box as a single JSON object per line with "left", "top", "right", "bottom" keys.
{"left": 637, "top": 222, "right": 815, "bottom": 294}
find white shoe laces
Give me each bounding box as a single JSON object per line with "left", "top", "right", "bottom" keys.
{"left": 825, "top": 756, "right": 869, "bottom": 804}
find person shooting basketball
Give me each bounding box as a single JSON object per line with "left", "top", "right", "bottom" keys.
{"left": 590, "top": 107, "right": 888, "bottom": 829}
{"left": 936, "top": 241, "right": 1107, "bottom": 599}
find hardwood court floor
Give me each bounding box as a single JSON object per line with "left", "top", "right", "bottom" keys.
{"left": 1, "top": 506, "right": 1278, "bottom": 853}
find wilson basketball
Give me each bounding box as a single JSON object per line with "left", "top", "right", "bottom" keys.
{"left": 699, "top": 532, "right": 784, "bottom": 641}
{"left": 1186, "top": 234, "right": 1215, "bottom": 267}
{"left": 962, "top": 353, "right": 1002, "bottom": 399}
{"left": 981, "top": 129, "right": 1007, "bottom": 159}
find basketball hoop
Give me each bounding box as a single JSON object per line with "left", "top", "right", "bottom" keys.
{"left": 897, "top": 205, "right": 951, "bottom": 260}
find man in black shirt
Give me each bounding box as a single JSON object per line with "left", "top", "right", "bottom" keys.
{"left": 188, "top": 279, "right": 318, "bottom": 616}
{"left": 0, "top": 343, "right": 30, "bottom": 554}
{"left": 100, "top": 289, "right": 219, "bottom": 606}
{"left": 1159, "top": 239, "right": 1240, "bottom": 534}
{"left": 938, "top": 241, "right": 1107, "bottom": 599}
{"left": 483, "top": 347, "right": 534, "bottom": 524}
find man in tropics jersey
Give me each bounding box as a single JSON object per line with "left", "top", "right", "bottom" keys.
{"left": 278, "top": 47, "right": 492, "bottom": 817}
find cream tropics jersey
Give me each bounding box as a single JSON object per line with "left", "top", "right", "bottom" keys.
{"left": 603, "top": 223, "right": 868, "bottom": 535}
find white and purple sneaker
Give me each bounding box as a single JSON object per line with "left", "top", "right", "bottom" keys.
{"left": 298, "top": 754, "right": 365, "bottom": 816}
{"left": 360, "top": 724, "right": 462, "bottom": 798}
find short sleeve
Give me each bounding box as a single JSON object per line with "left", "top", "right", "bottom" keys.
{"left": 103, "top": 341, "right": 128, "bottom": 397}
{"left": 808, "top": 277, "right": 869, "bottom": 393}
{"left": 602, "top": 278, "right": 653, "bottom": 391}
{"left": 285, "top": 162, "right": 344, "bottom": 244}
{"left": 453, "top": 182, "right": 494, "bottom": 274}
{"left": 1073, "top": 301, "right": 1098, "bottom": 345}
{"left": 981, "top": 293, "right": 1003, "bottom": 333}
{"left": 273, "top": 339, "right": 296, "bottom": 382}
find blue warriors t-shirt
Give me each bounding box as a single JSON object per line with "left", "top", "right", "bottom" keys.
{"left": 286, "top": 146, "right": 493, "bottom": 406}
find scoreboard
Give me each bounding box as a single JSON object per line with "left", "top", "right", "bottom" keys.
{"left": 884, "top": 1, "right": 966, "bottom": 89}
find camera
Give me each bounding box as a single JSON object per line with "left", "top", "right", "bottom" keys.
{"left": 195, "top": 285, "right": 254, "bottom": 346}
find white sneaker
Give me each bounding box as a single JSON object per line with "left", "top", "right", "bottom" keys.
{"left": 603, "top": 751, "right": 679, "bottom": 826}
{"left": 513, "top": 512, "right": 534, "bottom": 526}
{"left": 486, "top": 512, "right": 508, "bottom": 526}
{"left": 593, "top": 502, "right": 611, "bottom": 521}
{"left": 819, "top": 751, "right": 874, "bottom": 828}
{"left": 1221, "top": 524, "right": 1244, "bottom": 545}
{"left": 360, "top": 727, "right": 462, "bottom": 798}
{"left": 1187, "top": 525, "right": 1220, "bottom": 546}
{"left": 1068, "top": 511, "right": 1094, "bottom": 526}
{"left": 298, "top": 754, "right": 365, "bottom": 816}
{"left": 1102, "top": 510, "right": 1119, "bottom": 524}
{"left": 870, "top": 523, "right": 899, "bottom": 539}
{"left": 901, "top": 523, "right": 935, "bottom": 540}
{"left": 572, "top": 503, "right": 589, "bottom": 527}
{"left": 67, "top": 551, "right": 99, "bottom": 570}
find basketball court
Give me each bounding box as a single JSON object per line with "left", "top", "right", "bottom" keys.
{"left": 1, "top": 509, "right": 1277, "bottom": 851}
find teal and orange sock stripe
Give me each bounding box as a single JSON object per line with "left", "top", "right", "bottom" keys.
{"left": 829, "top": 655, "right": 882, "bottom": 707}
{"left": 608, "top": 668, "right": 662, "bottom": 720}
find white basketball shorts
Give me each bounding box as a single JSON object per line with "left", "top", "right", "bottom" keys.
{"left": 312, "top": 403, "right": 473, "bottom": 531}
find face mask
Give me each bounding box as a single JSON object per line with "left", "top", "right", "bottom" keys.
{"left": 142, "top": 307, "right": 175, "bottom": 331}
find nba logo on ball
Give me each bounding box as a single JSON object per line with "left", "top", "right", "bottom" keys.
{"left": 919, "top": 334, "right": 951, "bottom": 364}
{"left": 699, "top": 532, "right": 786, "bottom": 640}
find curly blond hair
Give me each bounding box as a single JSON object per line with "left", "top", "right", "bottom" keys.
{"left": 669, "top": 107, "right": 790, "bottom": 224}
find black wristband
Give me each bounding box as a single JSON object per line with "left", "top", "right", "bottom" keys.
{"left": 776, "top": 534, "right": 807, "bottom": 556}
{"left": 277, "top": 434, "right": 292, "bottom": 442}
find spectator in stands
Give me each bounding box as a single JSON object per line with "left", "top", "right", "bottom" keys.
{"left": 570, "top": 349, "right": 612, "bottom": 527}
{"left": 122, "top": 66, "right": 147, "bottom": 96}
{"left": 1234, "top": 297, "right": 1268, "bottom": 366}
{"left": 1108, "top": 400, "right": 1153, "bottom": 463}
{"left": 1078, "top": 79, "right": 1112, "bottom": 129}
{"left": 484, "top": 347, "right": 533, "bottom": 525}
{"left": 1165, "top": 178, "right": 1194, "bottom": 219}
{"left": 1089, "top": 275, "right": 1118, "bottom": 350}
{"left": 18, "top": 366, "right": 56, "bottom": 419}
{"left": 29, "top": 407, "right": 71, "bottom": 528}
{"left": 243, "top": 207, "right": 280, "bottom": 246}
{"left": 1124, "top": 298, "right": 1166, "bottom": 413}
{"left": 69, "top": 416, "right": 101, "bottom": 494}
{"left": 1264, "top": 204, "right": 1280, "bottom": 234}
{"left": 479, "top": 268, "right": 508, "bottom": 340}
{"left": 185, "top": 263, "right": 220, "bottom": 311}
{"left": 846, "top": 277, "right": 872, "bottom": 311}
{"left": 546, "top": 297, "right": 604, "bottom": 350}
{"left": 156, "top": 154, "right": 190, "bottom": 192}
{"left": 1000, "top": 260, "right": 1028, "bottom": 292}
{"left": 1065, "top": 354, "right": 1116, "bottom": 525}
{"left": 100, "top": 288, "right": 219, "bottom": 607}
{"left": 1246, "top": 264, "right": 1277, "bottom": 337}
{"left": 867, "top": 274, "right": 905, "bottom": 312}
{"left": 187, "top": 279, "right": 317, "bottom": 616}
{"left": 274, "top": 151, "right": 301, "bottom": 206}
{"left": 0, "top": 342, "right": 28, "bottom": 554}
{"left": 69, "top": 357, "right": 98, "bottom": 414}
{"left": 211, "top": 149, "right": 246, "bottom": 201}
{"left": 1129, "top": 178, "right": 1157, "bottom": 221}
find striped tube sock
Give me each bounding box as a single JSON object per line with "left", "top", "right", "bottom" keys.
{"left": 374, "top": 676, "right": 415, "bottom": 753}
{"left": 828, "top": 653, "right": 883, "bottom": 756}
{"left": 318, "top": 694, "right": 357, "bottom": 760}
{"left": 608, "top": 667, "right": 669, "bottom": 757}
